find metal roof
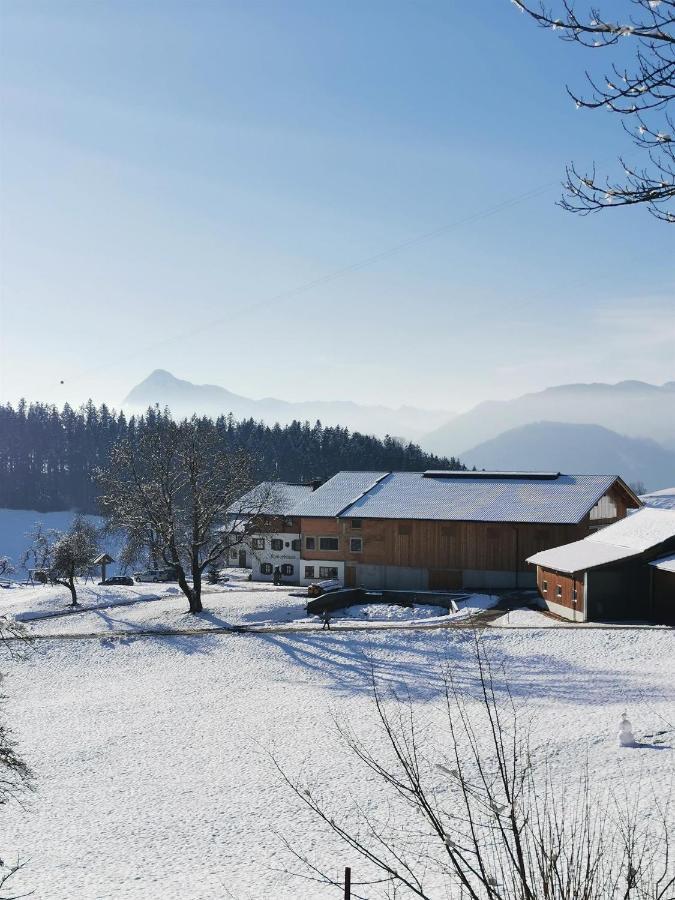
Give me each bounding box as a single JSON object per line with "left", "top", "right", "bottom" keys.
{"left": 290, "top": 472, "right": 389, "bottom": 517}
{"left": 337, "top": 472, "right": 618, "bottom": 525}
{"left": 423, "top": 470, "right": 561, "bottom": 480}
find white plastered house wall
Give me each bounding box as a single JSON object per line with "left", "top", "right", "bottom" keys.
{"left": 250, "top": 532, "right": 303, "bottom": 583}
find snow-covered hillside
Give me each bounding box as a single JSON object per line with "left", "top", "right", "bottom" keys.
{"left": 0, "top": 580, "right": 673, "bottom": 899}
{"left": 0, "top": 509, "right": 105, "bottom": 577}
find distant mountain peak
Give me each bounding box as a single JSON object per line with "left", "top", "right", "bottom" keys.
{"left": 123, "top": 371, "right": 452, "bottom": 440}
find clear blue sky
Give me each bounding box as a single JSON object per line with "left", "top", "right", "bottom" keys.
{"left": 1, "top": 0, "right": 673, "bottom": 413}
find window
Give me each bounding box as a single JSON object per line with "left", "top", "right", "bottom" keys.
{"left": 350, "top": 537, "right": 363, "bottom": 552}
{"left": 304, "top": 566, "right": 315, "bottom": 579}
{"left": 319, "top": 566, "right": 339, "bottom": 579}
{"left": 542, "top": 580, "right": 548, "bottom": 593}
{"left": 281, "top": 564, "right": 294, "bottom": 576}
{"left": 291, "top": 539, "right": 301, "bottom": 552}
{"left": 260, "top": 563, "right": 273, "bottom": 575}
{"left": 305, "top": 537, "right": 316, "bottom": 550}
{"left": 351, "top": 519, "right": 362, "bottom": 529}
{"left": 556, "top": 585, "right": 562, "bottom": 598}
{"left": 283, "top": 517, "right": 294, "bottom": 529}
{"left": 319, "top": 537, "right": 339, "bottom": 551}
{"left": 271, "top": 539, "right": 283, "bottom": 551}
{"left": 231, "top": 550, "right": 238, "bottom": 560}
{"left": 252, "top": 538, "right": 265, "bottom": 550}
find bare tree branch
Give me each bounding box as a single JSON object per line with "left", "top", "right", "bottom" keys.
{"left": 271, "top": 635, "right": 674, "bottom": 898}
{"left": 512, "top": 0, "right": 675, "bottom": 220}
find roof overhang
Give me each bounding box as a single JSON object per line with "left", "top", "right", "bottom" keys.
{"left": 650, "top": 553, "right": 675, "bottom": 574}
{"left": 528, "top": 541, "right": 639, "bottom": 575}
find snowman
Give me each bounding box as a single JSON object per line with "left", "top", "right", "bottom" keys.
{"left": 618, "top": 712, "right": 636, "bottom": 748}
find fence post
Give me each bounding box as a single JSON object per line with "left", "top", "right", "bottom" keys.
{"left": 344, "top": 866, "right": 351, "bottom": 900}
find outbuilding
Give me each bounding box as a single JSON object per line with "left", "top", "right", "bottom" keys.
{"left": 528, "top": 508, "right": 675, "bottom": 623}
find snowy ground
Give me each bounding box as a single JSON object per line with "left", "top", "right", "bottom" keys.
{"left": 0, "top": 572, "right": 499, "bottom": 637}
{"left": 0, "top": 578, "right": 673, "bottom": 899}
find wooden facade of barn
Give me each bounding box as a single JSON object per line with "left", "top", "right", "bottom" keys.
{"left": 290, "top": 471, "right": 639, "bottom": 592}
{"left": 529, "top": 509, "right": 675, "bottom": 624}
{"left": 302, "top": 516, "right": 592, "bottom": 590}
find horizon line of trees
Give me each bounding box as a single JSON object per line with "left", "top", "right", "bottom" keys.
{"left": 0, "top": 400, "right": 465, "bottom": 514}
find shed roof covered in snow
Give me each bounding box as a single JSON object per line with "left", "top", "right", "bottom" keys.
{"left": 528, "top": 508, "right": 675, "bottom": 574}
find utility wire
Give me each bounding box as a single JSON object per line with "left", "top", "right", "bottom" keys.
{"left": 61, "top": 179, "right": 557, "bottom": 386}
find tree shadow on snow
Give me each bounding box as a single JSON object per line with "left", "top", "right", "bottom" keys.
{"left": 255, "top": 629, "right": 675, "bottom": 710}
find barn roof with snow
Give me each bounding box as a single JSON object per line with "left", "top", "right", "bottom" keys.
{"left": 228, "top": 481, "right": 314, "bottom": 518}
{"left": 528, "top": 508, "right": 675, "bottom": 574}
{"left": 289, "top": 470, "right": 637, "bottom": 525}
{"left": 290, "top": 472, "right": 388, "bottom": 517}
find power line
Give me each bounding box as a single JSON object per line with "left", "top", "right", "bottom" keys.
{"left": 62, "top": 179, "right": 557, "bottom": 385}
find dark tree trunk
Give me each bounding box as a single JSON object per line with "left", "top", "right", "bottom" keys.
{"left": 175, "top": 567, "right": 197, "bottom": 612}
{"left": 55, "top": 575, "right": 79, "bottom": 606}
{"left": 190, "top": 558, "right": 202, "bottom": 614}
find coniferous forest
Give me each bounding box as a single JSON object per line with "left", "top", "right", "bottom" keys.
{"left": 0, "top": 401, "right": 464, "bottom": 513}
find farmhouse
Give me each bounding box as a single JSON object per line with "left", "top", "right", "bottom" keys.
{"left": 528, "top": 508, "right": 675, "bottom": 624}
{"left": 229, "top": 481, "right": 315, "bottom": 581}
{"left": 243, "top": 470, "right": 639, "bottom": 591}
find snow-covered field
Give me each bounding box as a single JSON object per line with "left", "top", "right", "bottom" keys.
{"left": 0, "top": 579, "right": 673, "bottom": 899}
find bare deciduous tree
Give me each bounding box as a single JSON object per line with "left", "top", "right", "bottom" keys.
{"left": 512, "top": 0, "right": 675, "bottom": 221}
{"left": 21, "top": 518, "right": 99, "bottom": 607}
{"left": 0, "top": 560, "right": 13, "bottom": 582}
{"left": 273, "top": 637, "right": 674, "bottom": 899}
{"left": 49, "top": 518, "right": 100, "bottom": 607}
{"left": 98, "top": 418, "right": 279, "bottom": 614}
{"left": 20, "top": 524, "right": 55, "bottom": 581}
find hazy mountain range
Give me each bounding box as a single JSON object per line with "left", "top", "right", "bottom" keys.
{"left": 124, "top": 369, "right": 452, "bottom": 439}
{"left": 462, "top": 422, "right": 675, "bottom": 492}
{"left": 424, "top": 381, "right": 675, "bottom": 455}
{"left": 424, "top": 381, "right": 675, "bottom": 491}
{"left": 124, "top": 373, "right": 675, "bottom": 490}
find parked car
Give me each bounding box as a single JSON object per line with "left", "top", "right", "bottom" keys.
{"left": 133, "top": 568, "right": 179, "bottom": 583}
{"left": 101, "top": 576, "right": 135, "bottom": 587}
{"left": 307, "top": 579, "right": 341, "bottom": 598}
